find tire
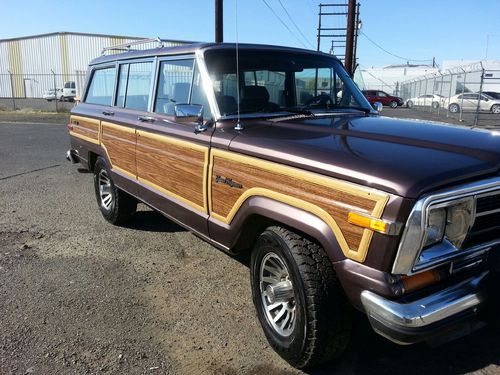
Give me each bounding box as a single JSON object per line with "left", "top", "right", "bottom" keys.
{"left": 93, "top": 157, "right": 137, "bottom": 225}
{"left": 250, "top": 226, "right": 351, "bottom": 368}
{"left": 449, "top": 103, "right": 460, "bottom": 113}
{"left": 60, "top": 96, "right": 65, "bottom": 102}
{"left": 407, "top": 100, "right": 413, "bottom": 108}
{"left": 491, "top": 104, "right": 500, "bottom": 114}
{"left": 432, "top": 101, "right": 439, "bottom": 109}
{"left": 389, "top": 101, "right": 398, "bottom": 108}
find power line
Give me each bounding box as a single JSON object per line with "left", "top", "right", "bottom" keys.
{"left": 277, "top": 0, "right": 315, "bottom": 49}
{"left": 261, "top": 0, "right": 308, "bottom": 49}
{"left": 360, "top": 31, "right": 432, "bottom": 63}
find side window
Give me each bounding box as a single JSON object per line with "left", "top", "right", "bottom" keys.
{"left": 85, "top": 67, "right": 116, "bottom": 106}
{"left": 115, "top": 61, "right": 154, "bottom": 111}
{"left": 154, "top": 59, "right": 194, "bottom": 115}
{"left": 377, "top": 91, "right": 387, "bottom": 97}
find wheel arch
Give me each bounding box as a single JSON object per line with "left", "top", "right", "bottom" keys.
{"left": 217, "top": 196, "right": 346, "bottom": 265}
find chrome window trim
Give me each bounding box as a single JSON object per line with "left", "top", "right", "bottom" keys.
{"left": 392, "top": 176, "right": 500, "bottom": 275}
{"left": 195, "top": 50, "right": 221, "bottom": 120}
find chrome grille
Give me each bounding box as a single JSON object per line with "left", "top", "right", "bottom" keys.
{"left": 464, "top": 191, "right": 500, "bottom": 248}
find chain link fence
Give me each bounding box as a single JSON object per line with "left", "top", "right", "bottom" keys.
{"left": 0, "top": 72, "right": 86, "bottom": 112}
{"left": 400, "top": 62, "right": 500, "bottom": 128}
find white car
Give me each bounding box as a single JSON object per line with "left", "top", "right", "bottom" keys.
{"left": 62, "top": 81, "right": 77, "bottom": 102}
{"left": 42, "top": 88, "right": 63, "bottom": 101}
{"left": 406, "top": 94, "right": 445, "bottom": 109}
{"left": 446, "top": 93, "right": 500, "bottom": 114}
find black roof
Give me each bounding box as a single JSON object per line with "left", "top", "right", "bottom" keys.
{"left": 90, "top": 43, "right": 336, "bottom": 66}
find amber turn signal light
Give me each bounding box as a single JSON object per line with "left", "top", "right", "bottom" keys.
{"left": 348, "top": 211, "right": 389, "bottom": 233}
{"left": 401, "top": 270, "right": 441, "bottom": 292}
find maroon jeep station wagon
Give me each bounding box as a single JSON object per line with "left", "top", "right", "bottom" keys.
{"left": 66, "top": 42, "right": 500, "bottom": 369}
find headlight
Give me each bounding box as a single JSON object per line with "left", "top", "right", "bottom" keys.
{"left": 423, "top": 198, "right": 474, "bottom": 249}
{"left": 423, "top": 207, "right": 446, "bottom": 247}
{"left": 393, "top": 196, "right": 476, "bottom": 275}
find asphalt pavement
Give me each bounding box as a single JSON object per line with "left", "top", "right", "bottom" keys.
{"left": 1, "top": 119, "right": 499, "bottom": 374}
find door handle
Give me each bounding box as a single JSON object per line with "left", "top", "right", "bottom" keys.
{"left": 138, "top": 115, "right": 156, "bottom": 122}
{"left": 102, "top": 110, "right": 114, "bottom": 116}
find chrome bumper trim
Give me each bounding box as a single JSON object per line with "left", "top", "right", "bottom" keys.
{"left": 361, "top": 271, "right": 487, "bottom": 329}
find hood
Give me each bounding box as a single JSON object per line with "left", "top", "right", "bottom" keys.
{"left": 227, "top": 114, "right": 500, "bottom": 198}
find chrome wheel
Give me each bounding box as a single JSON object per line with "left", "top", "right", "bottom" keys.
{"left": 449, "top": 104, "right": 459, "bottom": 113}
{"left": 492, "top": 105, "right": 500, "bottom": 114}
{"left": 98, "top": 169, "right": 113, "bottom": 210}
{"left": 259, "top": 253, "right": 296, "bottom": 337}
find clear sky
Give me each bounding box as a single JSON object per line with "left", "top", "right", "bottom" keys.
{"left": 1, "top": 0, "right": 499, "bottom": 67}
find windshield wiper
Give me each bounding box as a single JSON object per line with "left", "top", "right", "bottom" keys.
{"left": 327, "top": 106, "right": 372, "bottom": 114}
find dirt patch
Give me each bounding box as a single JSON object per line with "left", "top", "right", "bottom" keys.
{"left": 0, "top": 111, "right": 69, "bottom": 124}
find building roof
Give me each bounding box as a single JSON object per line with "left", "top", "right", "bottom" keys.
{"left": 0, "top": 31, "right": 196, "bottom": 45}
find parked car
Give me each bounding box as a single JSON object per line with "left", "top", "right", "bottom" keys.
{"left": 362, "top": 89, "right": 404, "bottom": 108}
{"left": 446, "top": 92, "right": 500, "bottom": 114}
{"left": 66, "top": 42, "right": 500, "bottom": 369}
{"left": 42, "top": 88, "right": 63, "bottom": 101}
{"left": 62, "top": 81, "right": 77, "bottom": 102}
{"left": 406, "top": 94, "right": 445, "bottom": 109}
{"left": 482, "top": 91, "right": 500, "bottom": 100}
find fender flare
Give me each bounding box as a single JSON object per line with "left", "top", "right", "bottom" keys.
{"left": 210, "top": 195, "right": 346, "bottom": 264}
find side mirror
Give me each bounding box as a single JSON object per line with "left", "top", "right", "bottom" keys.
{"left": 372, "top": 102, "right": 383, "bottom": 112}
{"left": 174, "top": 104, "right": 206, "bottom": 132}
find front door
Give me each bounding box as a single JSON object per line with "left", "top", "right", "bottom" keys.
{"left": 135, "top": 57, "right": 214, "bottom": 236}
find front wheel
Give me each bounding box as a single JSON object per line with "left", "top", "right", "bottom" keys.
{"left": 432, "top": 101, "right": 439, "bottom": 109}
{"left": 93, "top": 157, "right": 137, "bottom": 225}
{"left": 491, "top": 104, "right": 500, "bottom": 114}
{"left": 250, "top": 226, "right": 351, "bottom": 368}
{"left": 389, "top": 101, "right": 398, "bottom": 108}
{"left": 407, "top": 100, "right": 413, "bottom": 108}
{"left": 449, "top": 103, "right": 460, "bottom": 113}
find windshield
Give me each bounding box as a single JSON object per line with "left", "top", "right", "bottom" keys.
{"left": 204, "top": 48, "right": 373, "bottom": 118}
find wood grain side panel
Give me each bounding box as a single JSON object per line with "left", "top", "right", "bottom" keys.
{"left": 210, "top": 150, "right": 390, "bottom": 261}
{"left": 136, "top": 132, "right": 207, "bottom": 212}
{"left": 101, "top": 122, "right": 137, "bottom": 177}
{"left": 70, "top": 115, "right": 99, "bottom": 143}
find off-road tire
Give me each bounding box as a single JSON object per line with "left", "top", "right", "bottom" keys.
{"left": 93, "top": 157, "right": 137, "bottom": 225}
{"left": 250, "top": 226, "right": 352, "bottom": 369}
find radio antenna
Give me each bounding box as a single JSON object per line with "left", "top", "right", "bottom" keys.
{"left": 234, "top": 0, "right": 243, "bottom": 131}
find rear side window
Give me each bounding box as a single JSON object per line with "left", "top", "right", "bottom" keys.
{"left": 85, "top": 67, "right": 116, "bottom": 106}
{"left": 116, "top": 61, "right": 154, "bottom": 111}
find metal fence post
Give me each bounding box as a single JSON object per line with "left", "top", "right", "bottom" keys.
{"left": 438, "top": 72, "right": 444, "bottom": 115}
{"left": 474, "top": 62, "right": 485, "bottom": 126}
{"left": 51, "top": 69, "right": 58, "bottom": 112}
{"left": 459, "top": 68, "right": 466, "bottom": 122}
{"left": 447, "top": 71, "right": 454, "bottom": 118}
{"left": 8, "top": 70, "right": 16, "bottom": 110}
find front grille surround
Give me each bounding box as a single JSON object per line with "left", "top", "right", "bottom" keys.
{"left": 392, "top": 177, "right": 500, "bottom": 275}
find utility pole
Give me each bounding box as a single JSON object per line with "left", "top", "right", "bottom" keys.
{"left": 344, "top": 0, "right": 356, "bottom": 76}
{"left": 215, "top": 0, "right": 223, "bottom": 43}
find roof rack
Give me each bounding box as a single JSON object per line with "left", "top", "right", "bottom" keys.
{"left": 101, "top": 37, "right": 164, "bottom": 55}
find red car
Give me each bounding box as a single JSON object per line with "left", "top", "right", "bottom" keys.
{"left": 362, "top": 90, "right": 404, "bottom": 108}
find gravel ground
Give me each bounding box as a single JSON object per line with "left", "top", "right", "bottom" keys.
{"left": 1, "top": 115, "right": 499, "bottom": 374}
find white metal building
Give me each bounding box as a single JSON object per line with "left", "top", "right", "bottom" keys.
{"left": 0, "top": 32, "right": 192, "bottom": 98}
{"left": 359, "top": 64, "right": 439, "bottom": 95}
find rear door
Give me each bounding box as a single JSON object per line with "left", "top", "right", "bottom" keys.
{"left": 135, "top": 56, "right": 214, "bottom": 236}
{"left": 376, "top": 91, "right": 390, "bottom": 105}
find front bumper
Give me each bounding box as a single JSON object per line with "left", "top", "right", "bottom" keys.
{"left": 361, "top": 271, "right": 488, "bottom": 344}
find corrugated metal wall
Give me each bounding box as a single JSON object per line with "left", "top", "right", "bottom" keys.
{"left": 0, "top": 32, "right": 190, "bottom": 98}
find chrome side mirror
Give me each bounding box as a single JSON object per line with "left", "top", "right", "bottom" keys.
{"left": 174, "top": 104, "right": 207, "bottom": 132}
{"left": 372, "top": 102, "right": 383, "bottom": 112}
